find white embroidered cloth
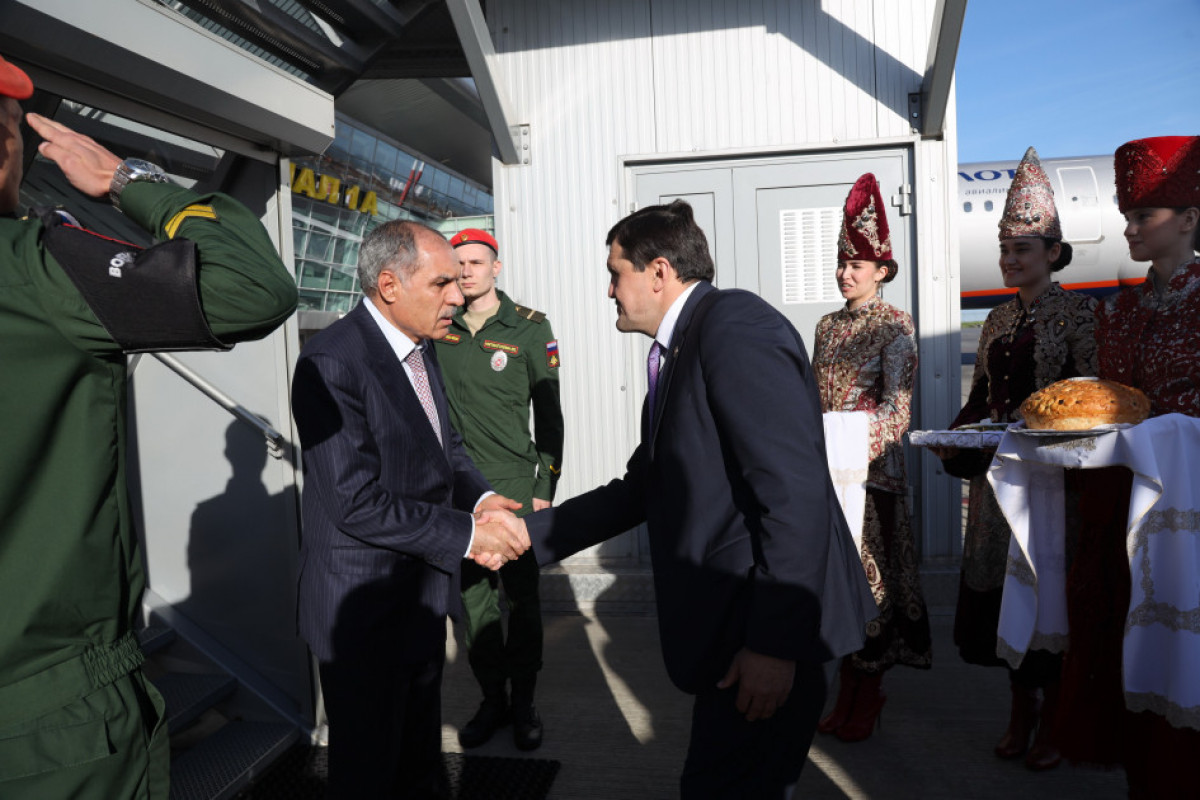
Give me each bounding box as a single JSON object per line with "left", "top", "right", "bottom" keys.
{"left": 822, "top": 411, "right": 870, "bottom": 548}
{"left": 989, "top": 413, "right": 1200, "bottom": 730}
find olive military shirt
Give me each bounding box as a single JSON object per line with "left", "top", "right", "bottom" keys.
{"left": 434, "top": 290, "right": 563, "bottom": 501}
{"left": 0, "top": 182, "right": 297, "bottom": 730}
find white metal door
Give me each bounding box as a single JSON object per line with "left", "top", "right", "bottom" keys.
{"left": 632, "top": 168, "right": 736, "bottom": 288}
{"left": 632, "top": 148, "right": 913, "bottom": 355}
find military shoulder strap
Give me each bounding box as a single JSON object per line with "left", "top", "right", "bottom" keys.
{"left": 513, "top": 304, "right": 546, "bottom": 324}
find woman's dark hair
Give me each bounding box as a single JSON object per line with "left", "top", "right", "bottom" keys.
{"left": 878, "top": 259, "right": 900, "bottom": 283}
{"left": 1047, "top": 238, "right": 1073, "bottom": 272}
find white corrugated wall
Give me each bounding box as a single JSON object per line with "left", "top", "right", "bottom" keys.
{"left": 486, "top": 0, "right": 959, "bottom": 574}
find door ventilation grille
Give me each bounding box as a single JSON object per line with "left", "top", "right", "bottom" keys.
{"left": 780, "top": 207, "right": 841, "bottom": 304}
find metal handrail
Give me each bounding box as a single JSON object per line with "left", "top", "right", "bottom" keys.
{"left": 150, "top": 353, "right": 285, "bottom": 459}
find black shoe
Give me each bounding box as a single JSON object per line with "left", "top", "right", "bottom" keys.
{"left": 458, "top": 698, "right": 511, "bottom": 749}
{"left": 512, "top": 704, "right": 543, "bottom": 751}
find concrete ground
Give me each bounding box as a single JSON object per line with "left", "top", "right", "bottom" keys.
{"left": 440, "top": 611, "right": 1126, "bottom": 800}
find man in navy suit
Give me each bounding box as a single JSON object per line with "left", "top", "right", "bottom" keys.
{"left": 525, "top": 201, "right": 876, "bottom": 798}
{"left": 292, "top": 220, "right": 529, "bottom": 799}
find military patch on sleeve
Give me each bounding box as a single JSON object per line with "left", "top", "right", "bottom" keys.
{"left": 546, "top": 340, "right": 560, "bottom": 368}
{"left": 442, "top": 332, "right": 462, "bottom": 344}
{"left": 482, "top": 340, "right": 519, "bottom": 355}
{"left": 163, "top": 204, "right": 219, "bottom": 239}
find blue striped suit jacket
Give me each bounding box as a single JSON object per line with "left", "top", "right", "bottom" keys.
{"left": 292, "top": 301, "right": 491, "bottom": 664}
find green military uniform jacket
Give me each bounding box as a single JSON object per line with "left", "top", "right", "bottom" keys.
{"left": 0, "top": 182, "right": 297, "bottom": 787}
{"left": 434, "top": 290, "right": 563, "bottom": 502}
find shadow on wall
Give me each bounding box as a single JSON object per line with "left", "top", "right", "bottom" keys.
{"left": 176, "top": 420, "right": 309, "bottom": 711}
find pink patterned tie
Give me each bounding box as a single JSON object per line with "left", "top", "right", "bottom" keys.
{"left": 647, "top": 341, "right": 664, "bottom": 425}
{"left": 405, "top": 346, "right": 443, "bottom": 446}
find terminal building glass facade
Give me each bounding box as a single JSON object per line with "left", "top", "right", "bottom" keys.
{"left": 290, "top": 114, "right": 494, "bottom": 317}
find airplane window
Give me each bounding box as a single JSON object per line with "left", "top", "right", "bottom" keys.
{"left": 964, "top": 202, "right": 972, "bottom": 212}
{"left": 984, "top": 201, "right": 993, "bottom": 212}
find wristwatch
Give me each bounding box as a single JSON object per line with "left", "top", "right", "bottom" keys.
{"left": 109, "top": 158, "right": 172, "bottom": 210}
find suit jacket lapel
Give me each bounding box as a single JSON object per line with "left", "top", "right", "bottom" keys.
{"left": 650, "top": 282, "right": 716, "bottom": 450}
{"left": 350, "top": 304, "right": 449, "bottom": 463}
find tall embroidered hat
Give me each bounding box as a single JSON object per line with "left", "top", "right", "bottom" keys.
{"left": 1114, "top": 136, "right": 1200, "bottom": 213}
{"left": 998, "top": 146, "right": 1062, "bottom": 240}
{"left": 838, "top": 172, "right": 893, "bottom": 261}
{"left": 0, "top": 55, "right": 33, "bottom": 100}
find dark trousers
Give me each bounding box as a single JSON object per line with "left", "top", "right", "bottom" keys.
{"left": 319, "top": 652, "right": 445, "bottom": 800}
{"left": 680, "top": 659, "right": 834, "bottom": 799}
{"left": 461, "top": 548, "right": 543, "bottom": 689}
{"left": 461, "top": 474, "right": 543, "bottom": 692}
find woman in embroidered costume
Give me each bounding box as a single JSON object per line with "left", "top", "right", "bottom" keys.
{"left": 812, "top": 173, "right": 932, "bottom": 743}
{"left": 936, "top": 147, "right": 1097, "bottom": 770}
{"left": 1060, "top": 136, "right": 1200, "bottom": 798}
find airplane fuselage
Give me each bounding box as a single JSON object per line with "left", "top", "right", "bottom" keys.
{"left": 957, "top": 156, "right": 1147, "bottom": 308}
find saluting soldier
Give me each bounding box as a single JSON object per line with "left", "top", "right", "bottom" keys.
{"left": 435, "top": 228, "right": 563, "bottom": 751}
{"left": 0, "top": 56, "right": 297, "bottom": 798}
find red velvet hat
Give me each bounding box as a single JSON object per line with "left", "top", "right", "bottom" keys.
{"left": 0, "top": 55, "right": 33, "bottom": 100}
{"left": 1115, "top": 136, "right": 1200, "bottom": 212}
{"left": 451, "top": 228, "right": 499, "bottom": 254}
{"left": 998, "top": 146, "right": 1062, "bottom": 240}
{"left": 838, "top": 173, "right": 893, "bottom": 261}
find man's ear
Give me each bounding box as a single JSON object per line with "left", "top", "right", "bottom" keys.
{"left": 376, "top": 269, "right": 401, "bottom": 303}
{"left": 493, "top": 259, "right": 503, "bottom": 280}
{"left": 648, "top": 257, "right": 672, "bottom": 289}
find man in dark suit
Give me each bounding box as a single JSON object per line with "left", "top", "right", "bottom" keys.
{"left": 525, "top": 200, "right": 877, "bottom": 798}
{"left": 292, "top": 220, "right": 529, "bottom": 799}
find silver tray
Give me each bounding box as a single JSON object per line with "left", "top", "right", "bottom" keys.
{"left": 908, "top": 427, "right": 1007, "bottom": 449}
{"left": 1007, "top": 421, "right": 1134, "bottom": 438}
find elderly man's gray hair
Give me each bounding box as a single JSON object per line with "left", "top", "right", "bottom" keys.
{"left": 357, "top": 220, "right": 440, "bottom": 293}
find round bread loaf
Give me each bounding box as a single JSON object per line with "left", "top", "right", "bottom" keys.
{"left": 1019, "top": 378, "right": 1150, "bottom": 430}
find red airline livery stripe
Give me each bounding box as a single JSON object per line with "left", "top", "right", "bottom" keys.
{"left": 961, "top": 277, "right": 1145, "bottom": 299}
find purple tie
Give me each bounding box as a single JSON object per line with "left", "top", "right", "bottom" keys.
{"left": 647, "top": 341, "right": 664, "bottom": 424}
{"left": 405, "top": 346, "right": 443, "bottom": 446}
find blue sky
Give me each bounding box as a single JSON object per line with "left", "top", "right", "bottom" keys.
{"left": 955, "top": 0, "right": 1200, "bottom": 164}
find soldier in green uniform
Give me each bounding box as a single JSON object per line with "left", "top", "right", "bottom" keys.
{"left": 0, "top": 57, "right": 297, "bottom": 799}
{"left": 435, "top": 229, "right": 563, "bottom": 751}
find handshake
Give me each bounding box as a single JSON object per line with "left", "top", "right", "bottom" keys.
{"left": 469, "top": 494, "right": 532, "bottom": 571}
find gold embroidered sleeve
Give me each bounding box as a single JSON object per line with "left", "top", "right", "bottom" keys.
{"left": 866, "top": 318, "right": 917, "bottom": 462}
{"left": 1032, "top": 287, "right": 1099, "bottom": 388}
{"left": 1068, "top": 295, "right": 1099, "bottom": 378}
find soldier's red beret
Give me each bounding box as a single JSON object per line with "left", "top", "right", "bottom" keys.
{"left": 451, "top": 228, "right": 499, "bottom": 254}
{"left": 0, "top": 55, "right": 33, "bottom": 100}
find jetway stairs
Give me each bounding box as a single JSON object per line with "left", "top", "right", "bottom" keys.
{"left": 137, "top": 623, "right": 302, "bottom": 800}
